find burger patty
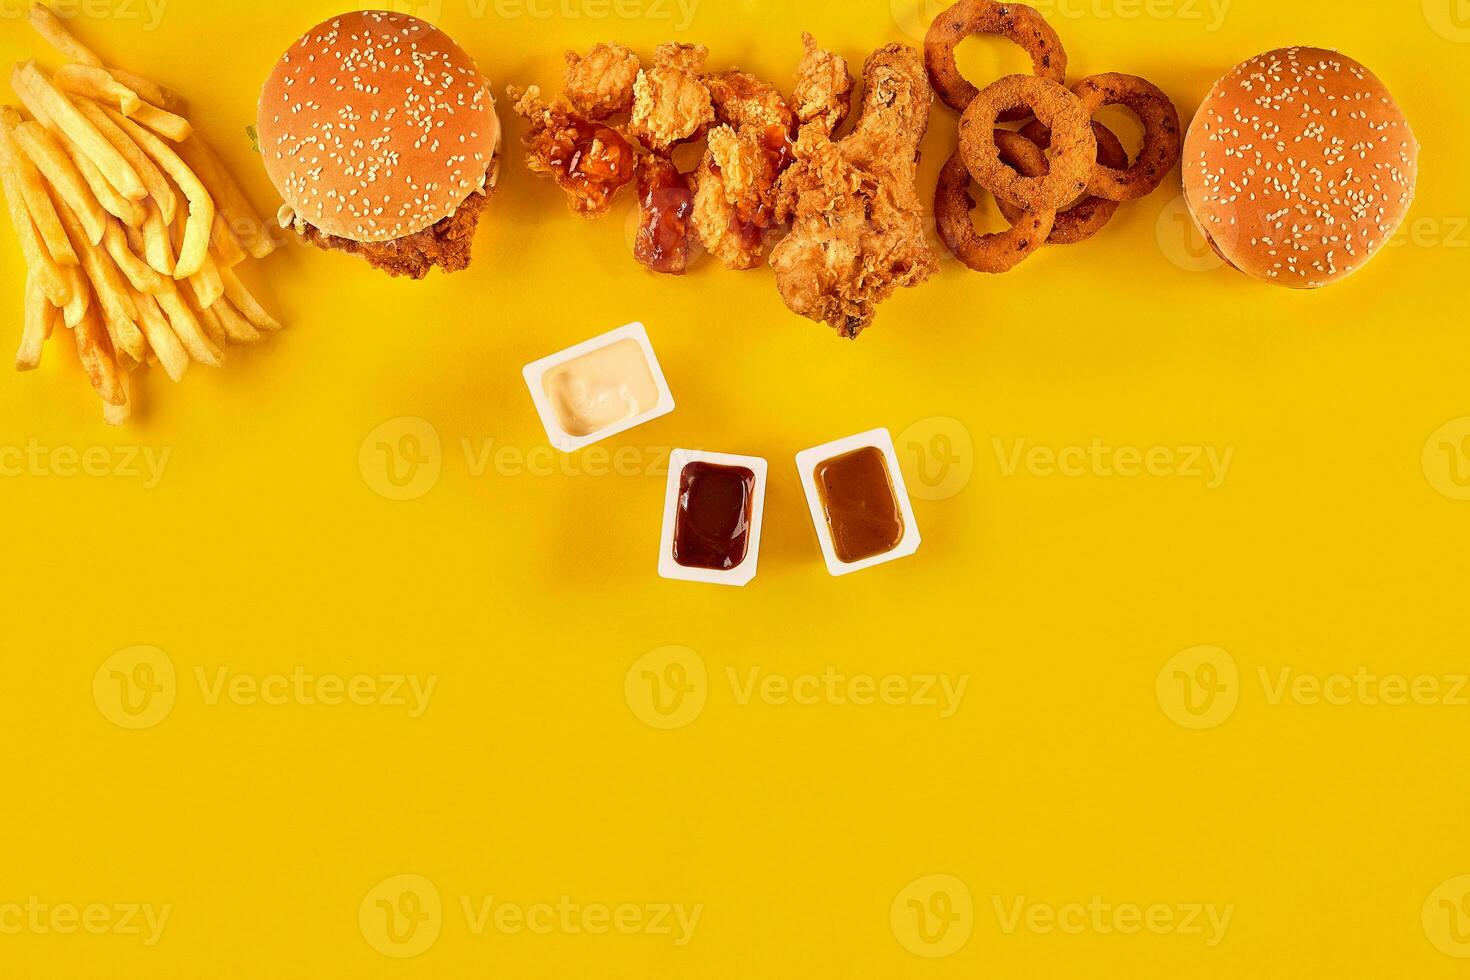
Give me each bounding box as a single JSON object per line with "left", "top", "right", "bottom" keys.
{"left": 296, "top": 189, "right": 491, "bottom": 280}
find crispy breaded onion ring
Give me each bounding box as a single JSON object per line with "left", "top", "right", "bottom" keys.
{"left": 995, "top": 119, "right": 1128, "bottom": 245}
{"left": 923, "top": 0, "right": 1067, "bottom": 120}
{"left": 936, "top": 130, "right": 1054, "bottom": 273}
{"left": 1071, "top": 73, "right": 1181, "bottom": 202}
{"left": 959, "top": 74, "right": 1095, "bottom": 211}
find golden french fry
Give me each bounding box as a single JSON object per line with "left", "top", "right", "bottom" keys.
{"left": 12, "top": 121, "right": 106, "bottom": 244}
{"left": 102, "top": 364, "right": 131, "bottom": 425}
{"left": 105, "top": 70, "right": 180, "bottom": 113}
{"left": 27, "top": 4, "right": 103, "bottom": 68}
{"left": 177, "top": 136, "right": 274, "bottom": 258}
{"left": 140, "top": 200, "right": 175, "bottom": 275}
{"left": 67, "top": 136, "right": 145, "bottom": 226}
{"left": 213, "top": 297, "right": 260, "bottom": 344}
{"left": 129, "top": 101, "right": 191, "bottom": 142}
{"left": 103, "top": 220, "right": 167, "bottom": 294}
{"left": 133, "top": 292, "right": 188, "bottom": 382}
{"left": 14, "top": 62, "right": 145, "bottom": 201}
{"left": 211, "top": 215, "right": 245, "bottom": 267}
{"left": 60, "top": 263, "right": 88, "bottom": 327}
{"left": 154, "top": 280, "right": 222, "bottom": 367}
{"left": 101, "top": 107, "right": 212, "bottom": 277}
{"left": 55, "top": 64, "right": 140, "bottom": 115}
{"left": 73, "top": 98, "right": 177, "bottom": 223}
{"left": 193, "top": 300, "right": 226, "bottom": 347}
{"left": 55, "top": 204, "right": 144, "bottom": 362}
{"left": 73, "top": 304, "right": 124, "bottom": 406}
{"left": 0, "top": 107, "right": 77, "bottom": 267}
{"left": 18, "top": 272, "right": 48, "bottom": 371}
{"left": 187, "top": 249, "right": 223, "bottom": 308}
{"left": 0, "top": 121, "right": 70, "bottom": 305}
{"left": 218, "top": 265, "right": 281, "bottom": 331}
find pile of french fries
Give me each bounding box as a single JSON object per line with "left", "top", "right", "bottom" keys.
{"left": 1, "top": 3, "right": 282, "bottom": 423}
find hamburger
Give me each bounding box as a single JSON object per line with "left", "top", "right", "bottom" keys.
{"left": 1183, "top": 47, "right": 1418, "bottom": 289}
{"left": 257, "top": 10, "right": 501, "bottom": 279}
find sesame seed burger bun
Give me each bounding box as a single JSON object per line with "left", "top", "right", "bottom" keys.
{"left": 257, "top": 10, "right": 501, "bottom": 244}
{"left": 1183, "top": 47, "right": 1418, "bottom": 289}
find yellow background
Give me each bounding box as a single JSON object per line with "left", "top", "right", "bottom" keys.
{"left": 2, "top": 0, "right": 1469, "bottom": 975}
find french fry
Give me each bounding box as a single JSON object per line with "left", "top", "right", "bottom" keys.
{"left": 193, "top": 300, "right": 226, "bottom": 347}
{"left": 129, "top": 101, "right": 191, "bottom": 142}
{"left": 213, "top": 297, "right": 261, "bottom": 344}
{"left": 12, "top": 121, "right": 105, "bottom": 244}
{"left": 187, "top": 249, "right": 223, "bottom": 308}
{"left": 211, "top": 214, "right": 245, "bottom": 267}
{"left": 60, "top": 262, "right": 88, "bottom": 327}
{"left": 102, "top": 364, "right": 131, "bottom": 425}
{"left": 101, "top": 107, "right": 212, "bottom": 277}
{"left": 103, "top": 219, "right": 167, "bottom": 294}
{"left": 55, "top": 203, "right": 145, "bottom": 361}
{"left": 0, "top": 106, "right": 76, "bottom": 266}
{"left": 73, "top": 98, "right": 176, "bottom": 223}
{"left": 218, "top": 265, "right": 281, "bottom": 331}
{"left": 18, "top": 272, "right": 48, "bottom": 371}
{"left": 139, "top": 200, "right": 174, "bottom": 275}
{"left": 0, "top": 119, "right": 70, "bottom": 304}
{"left": 105, "top": 69, "right": 179, "bottom": 113}
{"left": 73, "top": 304, "right": 125, "bottom": 407}
{"left": 133, "top": 292, "right": 188, "bottom": 382}
{"left": 27, "top": 4, "right": 103, "bottom": 68}
{"left": 154, "top": 280, "right": 222, "bottom": 367}
{"left": 13, "top": 62, "right": 146, "bottom": 201}
{"left": 177, "top": 135, "right": 274, "bottom": 258}
{"left": 55, "top": 64, "right": 140, "bottom": 115}
{"left": 66, "top": 137, "right": 145, "bottom": 226}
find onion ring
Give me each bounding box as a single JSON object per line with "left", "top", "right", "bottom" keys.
{"left": 923, "top": 0, "right": 1068, "bottom": 120}
{"left": 994, "top": 120, "right": 1128, "bottom": 245}
{"left": 1070, "top": 73, "right": 1181, "bottom": 202}
{"left": 958, "top": 74, "right": 1095, "bottom": 212}
{"left": 936, "top": 130, "right": 1055, "bottom": 274}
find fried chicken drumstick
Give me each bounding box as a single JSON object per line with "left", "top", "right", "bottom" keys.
{"left": 769, "top": 43, "right": 938, "bottom": 338}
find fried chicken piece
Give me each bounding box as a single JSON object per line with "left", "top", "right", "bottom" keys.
{"left": 706, "top": 69, "right": 795, "bottom": 133}
{"left": 509, "top": 85, "right": 636, "bottom": 218}
{"left": 633, "top": 154, "right": 696, "bottom": 275}
{"left": 691, "top": 124, "right": 791, "bottom": 270}
{"left": 691, "top": 131, "right": 782, "bottom": 272}
{"left": 768, "top": 44, "right": 938, "bottom": 338}
{"left": 629, "top": 43, "right": 715, "bottom": 154}
{"left": 792, "top": 33, "right": 854, "bottom": 135}
{"left": 297, "top": 190, "right": 490, "bottom": 279}
{"left": 564, "top": 43, "right": 640, "bottom": 120}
